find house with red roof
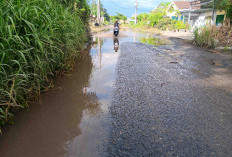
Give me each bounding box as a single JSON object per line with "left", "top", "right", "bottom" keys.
{"left": 166, "top": 0, "right": 226, "bottom": 27}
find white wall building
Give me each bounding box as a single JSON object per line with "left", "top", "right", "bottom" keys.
{"left": 166, "top": 1, "right": 226, "bottom": 28}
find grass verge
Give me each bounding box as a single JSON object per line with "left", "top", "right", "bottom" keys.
{"left": 0, "top": 0, "right": 90, "bottom": 134}
{"left": 193, "top": 25, "right": 232, "bottom": 49}
{"left": 121, "top": 24, "right": 161, "bottom": 34}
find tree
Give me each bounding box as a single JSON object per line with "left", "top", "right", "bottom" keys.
{"left": 219, "top": 0, "right": 232, "bottom": 21}
{"left": 148, "top": 11, "right": 165, "bottom": 27}
{"left": 111, "top": 12, "right": 127, "bottom": 22}
{"left": 200, "top": 0, "right": 231, "bottom": 9}
{"left": 115, "top": 12, "right": 127, "bottom": 21}
{"left": 137, "top": 13, "right": 149, "bottom": 22}
{"left": 155, "top": 2, "right": 171, "bottom": 14}
{"left": 200, "top": 0, "right": 232, "bottom": 21}
{"left": 90, "top": 1, "right": 110, "bottom": 22}
{"left": 102, "top": 8, "right": 110, "bottom": 21}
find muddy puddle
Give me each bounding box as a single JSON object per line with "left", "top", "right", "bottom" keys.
{"left": 0, "top": 30, "right": 170, "bottom": 157}
{"left": 139, "top": 36, "right": 172, "bottom": 46}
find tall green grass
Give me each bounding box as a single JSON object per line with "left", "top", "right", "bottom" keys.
{"left": 193, "top": 26, "right": 218, "bottom": 49}
{"left": 0, "top": 0, "right": 90, "bottom": 133}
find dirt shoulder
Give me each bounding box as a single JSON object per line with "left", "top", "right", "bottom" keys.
{"left": 90, "top": 25, "right": 112, "bottom": 34}
{"left": 160, "top": 30, "right": 193, "bottom": 41}
{"left": 121, "top": 25, "right": 193, "bottom": 41}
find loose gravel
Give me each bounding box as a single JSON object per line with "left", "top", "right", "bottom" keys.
{"left": 107, "top": 42, "right": 232, "bottom": 157}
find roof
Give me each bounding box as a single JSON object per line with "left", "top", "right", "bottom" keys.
{"left": 173, "top": 1, "right": 200, "bottom": 10}
{"left": 173, "top": 1, "right": 190, "bottom": 9}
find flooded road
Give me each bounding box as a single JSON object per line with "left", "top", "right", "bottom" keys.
{"left": 0, "top": 30, "right": 156, "bottom": 157}
{"left": 1, "top": 29, "right": 232, "bottom": 157}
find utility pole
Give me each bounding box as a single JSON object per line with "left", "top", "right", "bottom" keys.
{"left": 135, "top": 0, "right": 138, "bottom": 24}
{"left": 211, "top": 0, "right": 216, "bottom": 25}
{"left": 97, "top": 0, "right": 101, "bottom": 26}
{"left": 188, "top": 3, "right": 192, "bottom": 25}
{"left": 92, "top": 0, "right": 96, "bottom": 24}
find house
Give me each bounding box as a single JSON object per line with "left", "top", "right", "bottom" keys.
{"left": 166, "top": 0, "right": 226, "bottom": 28}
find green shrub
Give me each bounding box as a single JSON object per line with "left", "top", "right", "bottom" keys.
{"left": 153, "top": 18, "right": 189, "bottom": 31}
{"left": 175, "top": 20, "right": 186, "bottom": 30}
{"left": 193, "top": 26, "right": 218, "bottom": 48}
{"left": 0, "top": 0, "right": 90, "bottom": 132}
{"left": 156, "top": 18, "right": 172, "bottom": 30}
{"left": 170, "top": 20, "right": 188, "bottom": 31}
{"left": 135, "top": 21, "right": 149, "bottom": 28}
{"left": 130, "top": 21, "right": 135, "bottom": 25}
{"left": 148, "top": 12, "right": 165, "bottom": 27}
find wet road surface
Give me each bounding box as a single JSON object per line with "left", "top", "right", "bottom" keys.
{"left": 0, "top": 30, "right": 232, "bottom": 157}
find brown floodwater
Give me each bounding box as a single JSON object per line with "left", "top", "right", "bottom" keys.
{"left": 0, "top": 30, "right": 166, "bottom": 157}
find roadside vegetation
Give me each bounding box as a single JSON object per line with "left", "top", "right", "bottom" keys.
{"left": 127, "top": 1, "right": 231, "bottom": 50}
{"left": 129, "top": 2, "right": 189, "bottom": 32}
{"left": 194, "top": 22, "right": 232, "bottom": 49}
{"left": 0, "top": 0, "right": 90, "bottom": 133}
{"left": 90, "top": 2, "right": 110, "bottom": 25}
{"left": 110, "top": 12, "right": 127, "bottom": 23}
{"left": 193, "top": 0, "right": 232, "bottom": 49}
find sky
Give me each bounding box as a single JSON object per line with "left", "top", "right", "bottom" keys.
{"left": 100, "top": 0, "right": 171, "bottom": 17}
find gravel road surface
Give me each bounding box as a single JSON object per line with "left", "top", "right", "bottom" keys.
{"left": 107, "top": 42, "right": 232, "bottom": 157}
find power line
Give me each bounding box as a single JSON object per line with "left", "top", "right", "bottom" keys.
{"left": 106, "top": 0, "right": 135, "bottom": 9}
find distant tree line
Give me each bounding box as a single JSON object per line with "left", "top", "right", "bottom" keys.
{"left": 90, "top": 2, "right": 110, "bottom": 22}
{"left": 110, "top": 12, "right": 127, "bottom": 23}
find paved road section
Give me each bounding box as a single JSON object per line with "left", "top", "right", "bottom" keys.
{"left": 107, "top": 42, "right": 232, "bottom": 157}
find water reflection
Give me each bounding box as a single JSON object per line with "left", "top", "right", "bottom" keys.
{"left": 113, "top": 37, "right": 119, "bottom": 53}
{"left": 98, "top": 37, "right": 102, "bottom": 68}
{"left": 0, "top": 46, "right": 102, "bottom": 157}
{"left": 83, "top": 91, "right": 102, "bottom": 117}
{"left": 0, "top": 30, "right": 169, "bottom": 157}
{"left": 63, "top": 35, "right": 120, "bottom": 157}
{"left": 139, "top": 36, "right": 171, "bottom": 46}
{"left": 93, "top": 36, "right": 104, "bottom": 68}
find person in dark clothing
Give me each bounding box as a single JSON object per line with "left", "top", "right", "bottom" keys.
{"left": 114, "top": 21, "right": 120, "bottom": 28}
{"left": 113, "top": 21, "right": 120, "bottom": 36}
